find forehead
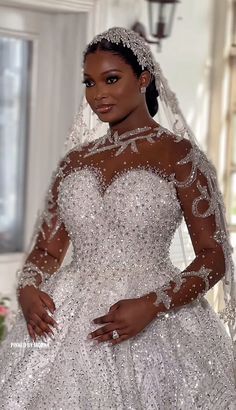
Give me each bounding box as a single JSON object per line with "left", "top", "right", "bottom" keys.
{"left": 83, "top": 50, "right": 133, "bottom": 76}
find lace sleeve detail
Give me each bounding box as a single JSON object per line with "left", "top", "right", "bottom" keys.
{"left": 153, "top": 266, "right": 211, "bottom": 311}
{"left": 35, "top": 154, "right": 72, "bottom": 241}
{"left": 150, "top": 138, "right": 235, "bottom": 327}
{"left": 16, "top": 149, "right": 80, "bottom": 296}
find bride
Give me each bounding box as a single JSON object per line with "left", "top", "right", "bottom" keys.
{"left": 0, "top": 27, "right": 236, "bottom": 409}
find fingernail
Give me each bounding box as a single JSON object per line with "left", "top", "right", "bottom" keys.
{"left": 47, "top": 332, "right": 54, "bottom": 341}
{"left": 87, "top": 334, "right": 92, "bottom": 340}
{"left": 48, "top": 325, "right": 55, "bottom": 333}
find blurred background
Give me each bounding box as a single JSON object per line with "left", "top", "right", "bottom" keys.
{"left": 0, "top": 0, "right": 235, "bottom": 317}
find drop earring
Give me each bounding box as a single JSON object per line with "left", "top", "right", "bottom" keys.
{"left": 140, "top": 86, "right": 146, "bottom": 94}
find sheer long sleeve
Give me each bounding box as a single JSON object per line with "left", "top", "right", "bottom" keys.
{"left": 16, "top": 151, "right": 78, "bottom": 295}
{"left": 150, "top": 137, "right": 235, "bottom": 318}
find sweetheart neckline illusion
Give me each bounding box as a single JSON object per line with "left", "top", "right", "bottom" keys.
{"left": 58, "top": 165, "right": 176, "bottom": 200}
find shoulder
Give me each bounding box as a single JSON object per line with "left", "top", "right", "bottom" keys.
{"left": 161, "top": 134, "right": 217, "bottom": 189}
{"left": 157, "top": 130, "right": 206, "bottom": 165}
{"left": 151, "top": 128, "right": 214, "bottom": 183}
{"left": 158, "top": 131, "right": 192, "bottom": 157}
{"left": 58, "top": 139, "right": 97, "bottom": 173}
{"left": 150, "top": 128, "right": 194, "bottom": 175}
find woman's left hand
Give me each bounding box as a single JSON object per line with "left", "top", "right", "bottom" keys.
{"left": 87, "top": 294, "right": 158, "bottom": 345}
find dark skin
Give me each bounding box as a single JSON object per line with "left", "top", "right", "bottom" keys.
{"left": 83, "top": 50, "right": 161, "bottom": 345}
{"left": 83, "top": 50, "right": 158, "bottom": 135}
{"left": 83, "top": 50, "right": 225, "bottom": 346}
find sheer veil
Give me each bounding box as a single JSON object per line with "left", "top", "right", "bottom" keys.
{"left": 63, "top": 27, "right": 236, "bottom": 378}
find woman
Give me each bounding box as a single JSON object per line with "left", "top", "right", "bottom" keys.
{"left": 0, "top": 27, "right": 236, "bottom": 409}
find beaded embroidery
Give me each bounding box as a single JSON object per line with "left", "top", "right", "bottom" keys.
{"left": 153, "top": 265, "right": 212, "bottom": 310}
{"left": 86, "top": 27, "right": 155, "bottom": 74}
{"left": 19, "top": 126, "right": 233, "bottom": 323}
{"left": 16, "top": 262, "right": 51, "bottom": 298}
{"left": 4, "top": 26, "right": 235, "bottom": 407}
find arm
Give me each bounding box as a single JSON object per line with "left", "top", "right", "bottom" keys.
{"left": 16, "top": 153, "right": 73, "bottom": 297}
{"left": 145, "top": 138, "right": 227, "bottom": 315}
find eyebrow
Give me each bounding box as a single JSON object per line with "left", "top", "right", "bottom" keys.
{"left": 83, "top": 69, "right": 123, "bottom": 77}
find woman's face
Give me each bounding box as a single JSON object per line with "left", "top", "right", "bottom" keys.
{"left": 83, "top": 50, "right": 144, "bottom": 125}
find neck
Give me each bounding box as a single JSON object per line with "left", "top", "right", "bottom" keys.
{"left": 108, "top": 106, "right": 158, "bottom": 136}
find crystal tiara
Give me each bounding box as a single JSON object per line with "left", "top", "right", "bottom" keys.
{"left": 84, "top": 26, "right": 156, "bottom": 75}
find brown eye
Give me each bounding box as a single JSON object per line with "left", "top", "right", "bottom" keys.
{"left": 106, "top": 76, "right": 119, "bottom": 84}
{"left": 82, "top": 79, "right": 94, "bottom": 88}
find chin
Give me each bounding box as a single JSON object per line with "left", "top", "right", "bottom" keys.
{"left": 97, "top": 113, "right": 121, "bottom": 124}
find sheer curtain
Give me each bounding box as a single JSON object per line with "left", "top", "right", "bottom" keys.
{"left": 0, "top": 36, "right": 32, "bottom": 253}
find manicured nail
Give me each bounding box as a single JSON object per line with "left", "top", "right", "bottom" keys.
{"left": 47, "top": 334, "right": 54, "bottom": 341}
{"left": 87, "top": 334, "right": 92, "bottom": 340}
{"left": 49, "top": 328, "right": 54, "bottom": 334}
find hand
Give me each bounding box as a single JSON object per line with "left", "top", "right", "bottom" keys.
{"left": 87, "top": 295, "right": 157, "bottom": 346}
{"left": 18, "top": 285, "right": 58, "bottom": 342}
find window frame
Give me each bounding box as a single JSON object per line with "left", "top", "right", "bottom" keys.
{"left": 224, "top": 2, "right": 236, "bottom": 235}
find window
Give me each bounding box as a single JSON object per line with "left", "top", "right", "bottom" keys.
{"left": 0, "top": 36, "right": 32, "bottom": 253}
{"left": 225, "top": 1, "right": 236, "bottom": 259}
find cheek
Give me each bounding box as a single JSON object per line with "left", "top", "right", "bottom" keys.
{"left": 85, "top": 89, "right": 94, "bottom": 106}
{"left": 115, "top": 81, "right": 140, "bottom": 106}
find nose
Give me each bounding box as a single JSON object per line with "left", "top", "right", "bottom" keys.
{"left": 94, "top": 85, "right": 108, "bottom": 101}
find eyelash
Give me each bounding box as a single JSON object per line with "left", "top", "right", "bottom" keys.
{"left": 82, "top": 76, "right": 120, "bottom": 88}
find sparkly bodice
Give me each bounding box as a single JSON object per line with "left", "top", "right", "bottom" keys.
{"left": 57, "top": 167, "right": 182, "bottom": 273}
{"left": 1, "top": 127, "right": 236, "bottom": 410}
{"left": 34, "top": 125, "right": 234, "bottom": 301}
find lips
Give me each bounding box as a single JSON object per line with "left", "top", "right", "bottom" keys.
{"left": 95, "top": 104, "right": 114, "bottom": 114}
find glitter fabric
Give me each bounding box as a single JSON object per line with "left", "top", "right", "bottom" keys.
{"left": 0, "top": 127, "right": 236, "bottom": 409}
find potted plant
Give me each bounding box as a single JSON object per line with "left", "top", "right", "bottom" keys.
{"left": 0, "top": 294, "right": 11, "bottom": 342}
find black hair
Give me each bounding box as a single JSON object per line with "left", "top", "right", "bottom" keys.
{"left": 83, "top": 39, "right": 159, "bottom": 117}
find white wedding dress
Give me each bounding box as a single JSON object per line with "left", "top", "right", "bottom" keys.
{"left": 0, "top": 127, "right": 236, "bottom": 409}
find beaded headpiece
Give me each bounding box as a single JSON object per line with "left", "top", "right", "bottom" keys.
{"left": 66, "top": 27, "right": 194, "bottom": 150}
{"left": 84, "top": 27, "right": 181, "bottom": 124}
{"left": 86, "top": 27, "right": 155, "bottom": 74}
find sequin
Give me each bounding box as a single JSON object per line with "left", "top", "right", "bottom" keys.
{"left": 1, "top": 127, "right": 236, "bottom": 409}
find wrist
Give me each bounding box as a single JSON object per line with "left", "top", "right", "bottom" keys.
{"left": 140, "top": 292, "right": 166, "bottom": 317}
{"left": 16, "top": 262, "right": 51, "bottom": 298}
{"left": 17, "top": 283, "right": 39, "bottom": 299}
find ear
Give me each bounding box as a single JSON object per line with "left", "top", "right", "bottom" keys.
{"left": 139, "top": 70, "right": 152, "bottom": 89}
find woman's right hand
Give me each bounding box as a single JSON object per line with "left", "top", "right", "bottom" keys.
{"left": 18, "top": 286, "right": 58, "bottom": 342}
